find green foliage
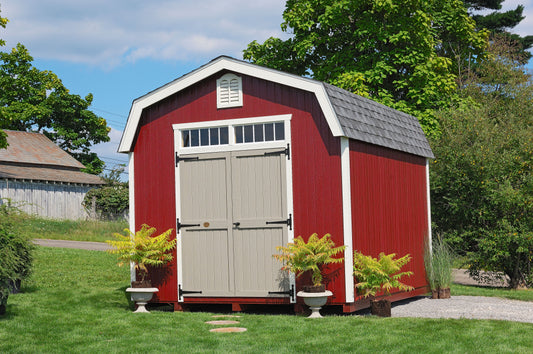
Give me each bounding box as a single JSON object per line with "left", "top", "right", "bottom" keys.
{"left": 353, "top": 251, "right": 413, "bottom": 297}
{"left": 0, "top": 43, "right": 110, "bottom": 173}
{"left": 83, "top": 164, "right": 128, "bottom": 219}
{"left": 83, "top": 185, "right": 129, "bottom": 219}
{"left": 274, "top": 233, "right": 345, "bottom": 286}
{"left": 0, "top": 203, "right": 34, "bottom": 311}
{"left": 467, "top": 222, "right": 533, "bottom": 289}
{"left": 244, "top": 0, "right": 488, "bottom": 137}
{"left": 106, "top": 224, "right": 176, "bottom": 283}
{"left": 430, "top": 37, "right": 533, "bottom": 289}
{"left": 425, "top": 237, "right": 454, "bottom": 290}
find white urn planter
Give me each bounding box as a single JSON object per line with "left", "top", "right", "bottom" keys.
{"left": 126, "top": 287, "right": 159, "bottom": 313}
{"left": 297, "top": 290, "right": 333, "bottom": 318}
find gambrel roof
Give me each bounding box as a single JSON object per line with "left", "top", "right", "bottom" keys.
{"left": 119, "top": 56, "right": 434, "bottom": 158}
{"left": 0, "top": 131, "right": 104, "bottom": 185}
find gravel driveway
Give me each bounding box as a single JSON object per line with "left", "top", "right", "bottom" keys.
{"left": 392, "top": 296, "right": 533, "bottom": 323}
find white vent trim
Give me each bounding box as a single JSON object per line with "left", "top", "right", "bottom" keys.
{"left": 217, "top": 73, "right": 243, "bottom": 108}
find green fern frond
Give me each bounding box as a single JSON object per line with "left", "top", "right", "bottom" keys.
{"left": 273, "top": 233, "right": 346, "bottom": 286}
{"left": 353, "top": 251, "right": 414, "bottom": 298}
{"left": 106, "top": 224, "right": 176, "bottom": 282}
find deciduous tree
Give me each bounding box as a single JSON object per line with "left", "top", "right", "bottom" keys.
{"left": 0, "top": 44, "right": 110, "bottom": 174}
{"left": 244, "top": 0, "right": 488, "bottom": 137}
{"left": 430, "top": 37, "right": 533, "bottom": 288}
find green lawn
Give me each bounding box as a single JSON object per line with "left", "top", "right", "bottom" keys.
{"left": 1, "top": 247, "right": 533, "bottom": 353}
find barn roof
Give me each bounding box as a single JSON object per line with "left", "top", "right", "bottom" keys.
{"left": 0, "top": 131, "right": 104, "bottom": 185}
{"left": 119, "top": 56, "right": 434, "bottom": 158}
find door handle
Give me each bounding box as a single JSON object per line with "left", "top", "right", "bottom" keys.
{"left": 233, "top": 222, "right": 240, "bottom": 228}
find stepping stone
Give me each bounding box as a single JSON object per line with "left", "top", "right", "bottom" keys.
{"left": 205, "top": 320, "right": 240, "bottom": 325}
{"left": 209, "top": 327, "right": 247, "bottom": 333}
{"left": 211, "top": 315, "right": 241, "bottom": 318}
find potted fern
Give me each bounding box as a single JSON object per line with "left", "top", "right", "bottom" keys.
{"left": 106, "top": 224, "right": 176, "bottom": 313}
{"left": 274, "top": 233, "right": 345, "bottom": 317}
{"left": 353, "top": 251, "right": 414, "bottom": 317}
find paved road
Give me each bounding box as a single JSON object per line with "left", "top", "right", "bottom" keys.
{"left": 33, "top": 239, "right": 111, "bottom": 251}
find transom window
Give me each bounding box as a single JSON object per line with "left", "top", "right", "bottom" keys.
{"left": 182, "top": 127, "right": 229, "bottom": 147}
{"left": 235, "top": 122, "right": 285, "bottom": 144}
{"left": 174, "top": 115, "right": 291, "bottom": 153}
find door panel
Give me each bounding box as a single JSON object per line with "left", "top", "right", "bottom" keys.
{"left": 231, "top": 149, "right": 289, "bottom": 297}
{"left": 179, "top": 148, "right": 289, "bottom": 298}
{"left": 181, "top": 229, "right": 233, "bottom": 296}
{"left": 233, "top": 227, "right": 289, "bottom": 296}
{"left": 179, "top": 152, "right": 233, "bottom": 297}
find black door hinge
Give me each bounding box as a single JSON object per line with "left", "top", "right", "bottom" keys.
{"left": 176, "top": 218, "right": 200, "bottom": 232}
{"left": 175, "top": 152, "right": 199, "bottom": 167}
{"left": 179, "top": 284, "right": 202, "bottom": 298}
{"left": 266, "top": 213, "right": 292, "bottom": 230}
{"left": 268, "top": 284, "right": 295, "bottom": 302}
{"left": 264, "top": 143, "right": 290, "bottom": 160}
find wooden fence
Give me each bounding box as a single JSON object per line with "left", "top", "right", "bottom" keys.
{"left": 0, "top": 179, "right": 97, "bottom": 220}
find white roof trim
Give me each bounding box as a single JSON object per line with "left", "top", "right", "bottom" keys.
{"left": 118, "top": 56, "right": 344, "bottom": 153}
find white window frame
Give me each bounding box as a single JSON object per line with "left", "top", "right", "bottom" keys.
{"left": 173, "top": 114, "right": 291, "bottom": 154}
{"left": 216, "top": 73, "right": 243, "bottom": 109}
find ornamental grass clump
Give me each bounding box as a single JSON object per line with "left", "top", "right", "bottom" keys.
{"left": 353, "top": 251, "right": 414, "bottom": 298}
{"left": 106, "top": 224, "right": 176, "bottom": 286}
{"left": 424, "top": 237, "right": 454, "bottom": 298}
{"left": 274, "top": 233, "right": 345, "bottom": 289}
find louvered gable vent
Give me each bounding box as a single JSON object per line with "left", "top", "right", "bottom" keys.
{"left": 217, "top": 73, "right": 243, "bottom": 108}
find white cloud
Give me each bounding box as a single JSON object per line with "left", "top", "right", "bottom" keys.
{"left": 90, "top": 127, "right": 128, "bottom": 173}
{"left": 1, "top": 0, "right": 288, "bottom": 68}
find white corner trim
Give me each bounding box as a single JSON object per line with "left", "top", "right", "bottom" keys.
{"left": 426, "top": 159, "right": 433, "bottom": 254}
{"left": 128, "top": 152, "right": 136, "bottom": 283}
{"left": 341, "top": 137, "right": 354, "bottom": 303}
{"left": 118, "top": 57, "right": 344, "bottom": 153}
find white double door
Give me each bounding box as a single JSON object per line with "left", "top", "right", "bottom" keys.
{"left": 177, "top": 148, "right": 291, "bottom": 299}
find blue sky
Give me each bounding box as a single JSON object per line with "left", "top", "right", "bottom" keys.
{"left": 1, "top": 0, "right": 532, "bottom": 178}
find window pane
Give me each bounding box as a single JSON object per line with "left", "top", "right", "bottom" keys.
{"left": 254, "top": 124, "right": 264, "bottom": 142}
{"left": 244, "top": 125, "right": 254, "bottom": 143}
{"left": 182, "top": 130, "right": 190, "bottom": 147}
{"left": 275, "top": 122, "right": 285, "bottom": 140}
{"left": 200, "top": 128, "right": 209, "bottom": 146}
{"left": 220, "top": 127, "right": 229, "bottom": 144}
{"left": 235, "top": 126, "right": 243, "bottom": 143}
{"left": 190, "top": 129, "right": 199, "bottom": 146}
{"left": 265, "top": 123, "right": 274, "bottom": 141}
{"left": 210, "top": 128, "right": 219, "bottom": 145}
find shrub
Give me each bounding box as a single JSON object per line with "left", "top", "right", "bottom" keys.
{"left": 106, "top": 224, "right": 176, "bottom": 285}
{"left": 467, "top": 221, "right": 533, "bottom": 289}
{"left": 353, "top": 251, "right": 413, "bottom": 298}
{"left": 0, "top": 203, "right": 34, "bottom": 314}
{"left": 274, "top": 233, "right": 345, "bottom": 287}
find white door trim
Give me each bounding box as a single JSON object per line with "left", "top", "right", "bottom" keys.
{"left": 174, "top": 114, "right": 295, "bottom": 303}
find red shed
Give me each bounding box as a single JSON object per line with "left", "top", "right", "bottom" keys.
{"left": 118, "top": 56, "right": 434, "bottom": 312}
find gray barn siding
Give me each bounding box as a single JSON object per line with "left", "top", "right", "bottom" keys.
{"left": 0, "top": 179, "right": 95, "bottom": 220}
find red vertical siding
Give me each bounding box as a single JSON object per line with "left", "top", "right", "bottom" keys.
{"left": 132, "top": 73, "right": 345, "bottom": 304}
{"left": 350, "top": 140, "right": 429, "bottom": 295}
